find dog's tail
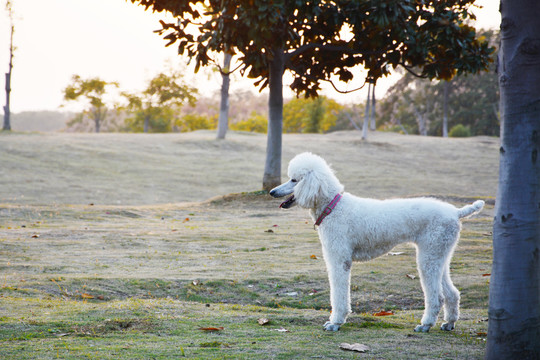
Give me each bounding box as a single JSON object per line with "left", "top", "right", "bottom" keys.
{"left": 458, "top": 200, "right": 485, "bottom": 218}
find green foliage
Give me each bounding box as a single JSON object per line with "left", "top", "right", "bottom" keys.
{"left": 131, "top": 0, "right": 494, "bottom": 98}
{"left": 283, "top": 96, "right": 343, "bottom": 133}
{"left": 176, "top": 113, "right": 216, "bottom": 132}
{"left": 377, "top": 29, "right": 500, "bottom": 137}
{"left": 63, "top": 75, "right": 118, "bottom": 132}
{"left": 124, "top": 107, "right": 174, "bottom": 133}
{"left": 449, "top": 124, "right": 472, "bottom": 137}
{"left": 230, "top": 112, "right": 267, "bottom": 133}
{"left": 122, "top": 71, "right": 197, "bottom": 133}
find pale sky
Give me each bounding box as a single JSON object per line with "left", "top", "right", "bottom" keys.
{"left": 0, "top": 0, "right": 501, "bottom": 113}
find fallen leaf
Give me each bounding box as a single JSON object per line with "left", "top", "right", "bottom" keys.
{"left": 183, "top": 217, "right": 190, "bottom": 223}
{"left": 310, "top": 254, "right": 318, "bottom": 259}
{"left": 80, "top": 293, "right": 94, "bottom": 299}
{"left": 192, "top": 280, "right": 201, "bottom": 286}
{"left": 482, "top": 273, "right": 491, "bottom": 277}
{"left": 406, "top": 274, "right": 416, "bottom": 280}
{"left": 31, "top": 234, "right": 40, "bottom": 238}
{"left": 373, "top": 310, "right": 394, "bottom": 316}
{"left": 258, "top": 318, "right": 270, "bottom": 326}
{"left": 272, "top": 224, "right": 279, "bottom": 227}
{"left": 271, "top": 327, "right": 290, "bottom": 332}
{"left": 198, "top": 327, "right": 224, "bottom": 332}
{"left": 265, "top": 229, "right": 274, "bottom": 233}
{"left": 340, "top": 343, "right": 370, "bottom": 353}
{"left": 477, "top": 332, "right": 487, "bottom": 336}
{"left": 388, "top": 251, "right": 404, "bottom": 256}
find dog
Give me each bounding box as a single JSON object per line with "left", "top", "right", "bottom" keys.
{"left": 269, "top": 152, "right": 484, "bottom": 332}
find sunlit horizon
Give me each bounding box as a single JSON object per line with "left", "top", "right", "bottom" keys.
{"left": 0, "top": 0, "right": 500, "bottom": 113}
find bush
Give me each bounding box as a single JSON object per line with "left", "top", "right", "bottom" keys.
{"left": 176, "top": 114, "right": 216, "bottom": 132}
{"left": 230, "top": 112, "right": 268, "bottom": 133}
{"left": 449, "top": 124, "right": 471, "bottom": 137}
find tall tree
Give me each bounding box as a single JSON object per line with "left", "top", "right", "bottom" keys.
{"left": 63, "top": 75, "right": 118, "bottom": 133}
{"left": 216, "top": 52, "right": 232, "bottom": 140}
{"left": 377, "top": 28, "right": 499, "bottom": 138}
{"left": 486, "top": 1, "right": 540, "bottom": 358}
{"left": 362, "top": 83, "right": 371, "bottom": 140}
{"left": 369, "top": 83, "right": 376, "bottom": 132}
{"left": 122, "top": 71, "right": 196, "bottom": 133}
{"left": 131, "top": 0, "right": 493, "bottom": 190}
{"left": 3, "top": 0, "right": 14, "bottom": 131}
{"left": 442, "top": 81, "right": 449, "bottom": 138}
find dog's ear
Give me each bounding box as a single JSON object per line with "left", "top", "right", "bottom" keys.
{"left": 294, "top": 170, "right": 321, "bottom": 208}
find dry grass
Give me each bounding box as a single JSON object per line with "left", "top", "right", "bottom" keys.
{"left": 0, "top": 130, "right": 498, "bottom": 205}
{"left": 0, "top": 130, "right": 498, "bottom": 359}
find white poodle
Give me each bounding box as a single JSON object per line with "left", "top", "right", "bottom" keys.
{"left": 269, "top": 152, "right": 484, "bottom": 332}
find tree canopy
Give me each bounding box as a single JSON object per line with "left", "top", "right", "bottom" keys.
{"left": 131, "top": 0, "right": 494, "bottom": 189}
{"left": 377, "top": 30, "right": 499, "bottom": 137}
{"left": 133, "top": 0, "right": 493, "bottom": 94}
{"left": 63, "top": 75, "right": 119, "bottom": 133}
{"left": 122, "top": 71, "right": 197, "bottom": 132}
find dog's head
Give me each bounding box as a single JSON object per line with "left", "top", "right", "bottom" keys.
{"left": 269, "top": 152, "right": 343, "bottom": 209}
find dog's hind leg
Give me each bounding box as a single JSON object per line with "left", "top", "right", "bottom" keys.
{"left": 441, "top": 263, "right": 460, "bottom": 331}
{"left": 323, "top": 258, "right": 352, "bottom": 331}
{"left": 414, "top": 251, "right": 445, "bottom": 333}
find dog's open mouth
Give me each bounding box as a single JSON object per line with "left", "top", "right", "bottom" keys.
{"left": 280, "top": 195, "right": 296, "bottom": 209}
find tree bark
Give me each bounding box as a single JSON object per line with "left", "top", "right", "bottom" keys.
{"left": 362, "top": 83, "right": 371, "bottom": 140}
{"left": 412, "top": 105, "right": 428, "bottom": 136}
{"left": 369, "top": 82, "right": 376, "bottom": 131}
{"left": 216, "top": 53, "right": 232, "bottom": 140}
{"left": 143, "top": 114, "right": 149, "bottom": 133}
{"left": 3, "top": 24, "right": 14, "bottom": 131}
{"left": 262, "top": 47, "right": 285, "bottom": 191}
{"left": 486, "top": 1, "right": 540, "bottom": 358}
{"left": 442, "top": 81, "right": 449, "bottom": 137}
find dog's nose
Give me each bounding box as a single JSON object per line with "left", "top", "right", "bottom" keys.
{"left": 269, "top": 189, "right": 277, "bottom": 197}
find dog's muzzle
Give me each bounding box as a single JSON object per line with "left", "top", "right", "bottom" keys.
{"left": 269, "top": 183, "right": 297, "bottom": 209}
{"left": 278, "top": 194, "right": 296, "bottom": 209}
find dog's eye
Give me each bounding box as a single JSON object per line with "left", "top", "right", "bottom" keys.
{"left": 291, "top": 179, "right": 298, "bottom": 183}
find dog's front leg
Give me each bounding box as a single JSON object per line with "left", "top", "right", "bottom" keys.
{"left": 323, "top": 258, "right": 352, "bottom": 331}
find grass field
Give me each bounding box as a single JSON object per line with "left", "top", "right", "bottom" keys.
{"left": 0, "top": 130, "right": 498, "bottom": 359}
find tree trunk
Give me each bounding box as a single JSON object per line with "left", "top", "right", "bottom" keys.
{"left": 262, "top": 47, "right": 285, "bottom": 191}
{"left": 412, "top": 105, "right": 428, "bottom": 136}
{"left": 3, "top": 25, "right": 14, "bottom": 131}
{"left": 216, "top": 53, "right": 232, "bottom": 140}
{"left": 362, "top": 83, "right": 371, "bottom": 140}
{"left": 486, "top": 1, "right": 540, "bottom": 358}
{"left": 369, "top": 82, "right": 376, "bottom": 131}
{"left": 143, "top": 114, "right": 149, "bottom": 133}
{"left": 442, "top": 81, "right": 449, "bottom": 137}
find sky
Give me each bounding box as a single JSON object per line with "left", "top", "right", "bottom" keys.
{"left": 0, "top": 0, "right": 501, "bottom": 113}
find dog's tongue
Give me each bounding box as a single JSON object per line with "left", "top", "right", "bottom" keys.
{"left": 280, "top": 195, "right": 295, "bottom": 208}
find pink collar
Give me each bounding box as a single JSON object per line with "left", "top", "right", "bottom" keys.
{"left": 314, "top": 193, "right": 342, "bottom": 227}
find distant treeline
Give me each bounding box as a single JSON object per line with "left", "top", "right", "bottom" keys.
{"left": 10, "top": 111, "right": 72, "bottom": 132}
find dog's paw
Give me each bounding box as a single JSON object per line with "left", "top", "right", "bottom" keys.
{"left": 323, "top": 321, "right": 341, "bottom": 331}
{"left": 414, "top": 324, "right": 431, "bottom": 333}
{"left": 441, "top": 322, "right": 455, "bottom": 331}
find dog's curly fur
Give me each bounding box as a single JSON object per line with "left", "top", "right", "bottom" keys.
{"left": 270, "top": 152, "right": 484, "bottom": 332}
